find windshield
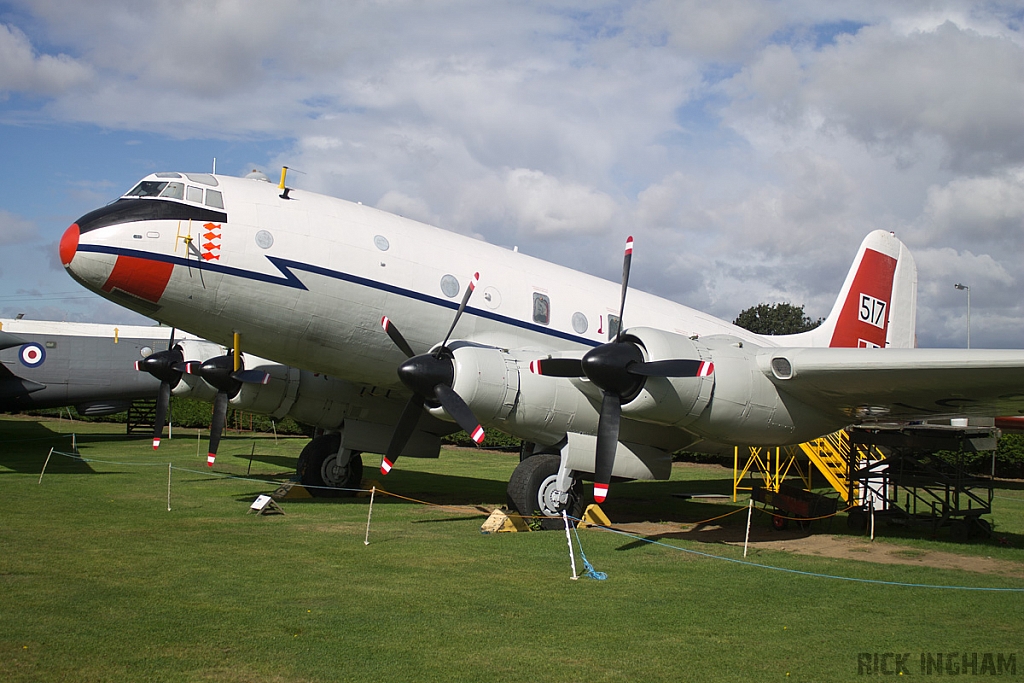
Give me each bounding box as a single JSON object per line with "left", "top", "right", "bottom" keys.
{"left": 125, "top": 181, "right": 168, "bottom": 198}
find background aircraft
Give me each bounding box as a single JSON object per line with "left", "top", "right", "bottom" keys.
{"left": 1, "top": 318, "right": 183, "bottom": 417}
{"left": 1, "top": 316, "right": 454, "bottom": 493}
{"left": 58, "top": 171, "right": 1024, "bottom": 519}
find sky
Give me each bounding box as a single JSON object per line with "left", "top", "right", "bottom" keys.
{"left": 1, "top": 0, "right": 1023, "bottom": 348}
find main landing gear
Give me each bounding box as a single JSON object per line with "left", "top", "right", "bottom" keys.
{"left": 506, "top": 453, "right": 583, "bottom": 530}
{"left": 296, "top": 432, "right": 363, "bottom": 498}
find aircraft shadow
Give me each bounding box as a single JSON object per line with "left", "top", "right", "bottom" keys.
{"left": 0, "top": 418, "right": 99, "bottom": 474}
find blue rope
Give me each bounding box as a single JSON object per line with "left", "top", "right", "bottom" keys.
{"left": 571, "top": 523, "right": 607, "bottom": 580}
{"left": 570, "top": 517, "right": 1024, "bottom": 592}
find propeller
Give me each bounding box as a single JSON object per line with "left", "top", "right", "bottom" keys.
{"left": 174, "top": 352, "right": 269, "bottom": 466}
{"left": 135, "top": 328, "right": 183, "bottom": 450}
{"left": 530, "top": 237, "right": 713, "bottom": 503}
{"left": 378, "top": 272, "right": 486, "bottom": 475}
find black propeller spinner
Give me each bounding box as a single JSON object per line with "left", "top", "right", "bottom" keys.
{"left": 379, "top": 272, "right": 485, "bottom": 476}
{"left": 135, "top": 328, "right": 183, "bottom": 450}
{"left": 173, "top": 352, "right": 269, "bottom": 466}
{"left": 529, "top": 237, "right": 713, "bottom": 503}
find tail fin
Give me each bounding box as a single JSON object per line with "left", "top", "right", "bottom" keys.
{"left": 782, "top": 230, "right": 917, "bottom": 348}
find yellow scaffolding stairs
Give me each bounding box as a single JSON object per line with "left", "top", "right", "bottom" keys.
{"left": 734, "top": 429, "right": 887, "bottom": 503}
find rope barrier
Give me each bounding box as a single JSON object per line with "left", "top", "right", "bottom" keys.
{"left": 35, "top": 448, "right": 1024, "bottom": 591}
{"left": 570, "top": 516, "right": 1024, "bottom": 593}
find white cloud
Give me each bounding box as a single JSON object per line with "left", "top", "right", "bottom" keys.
{"left": 0, "top": 23, "right": 92, "bottom": 95}
{"left": 2, "top": 2, "right": 1024, "bottom": 346}
{"left": 0, "top": 210, "right": 38, "bottom": 245}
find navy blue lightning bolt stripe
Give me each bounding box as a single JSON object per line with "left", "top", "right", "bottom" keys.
{"left": 76, "top": 244, "right": 601, "bottom": 348}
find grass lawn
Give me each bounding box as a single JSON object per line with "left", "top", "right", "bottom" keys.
{"left": 2, "top": 416, "right": 1022, "bottom": 682}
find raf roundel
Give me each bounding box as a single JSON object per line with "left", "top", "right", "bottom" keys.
{"left": 19, "top": 343, "right": 46, "bottom": 368}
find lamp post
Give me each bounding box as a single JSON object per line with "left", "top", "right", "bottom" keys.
{"left": 954, "top": 283, "right": 970, "bottom": 349}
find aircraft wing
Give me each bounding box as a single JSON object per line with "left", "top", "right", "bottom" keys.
{"left": 0, "top": 362, "right": 46, "bottom": 399}
{"left": 766, "top": 347, "right": 1024, "bottom": 421}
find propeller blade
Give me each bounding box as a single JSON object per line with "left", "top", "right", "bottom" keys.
{"left": 381, "top": 315, "right": 416, "bottom": 358}
{"left": 439, "top": 272, "right": 479, "bottom": 350}
{"left": 152, "top": 381, "right": 171, "bottom": 449}
{"left": 529, "top": 357, "right": 584, "bottom": 377}
{"left": 434, "top": 384, "right": 485, "bottom": 444}
{"left": 381, "top": 394, "right": 425, "bottom": 474}
{"left": 207, "top": 391, "right": 229, "bottom": 467}
{"left": 616, "top": 236, "right": 633, "bottom": 343}
{"left": 231, "top": 369, "right": 271, "bottom": 384}
{"left": 593, "top": 392, "right": 621, "bottom": 504}
{"left": 628, "top": 359, "right": 713, "bottom": 378}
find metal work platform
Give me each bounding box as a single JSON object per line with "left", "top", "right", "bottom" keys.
{"left": 847, "top": 424, "right": 997, "bottom": 541}
{"left": 126, "top": 398, "right": 157, "bottom": 435}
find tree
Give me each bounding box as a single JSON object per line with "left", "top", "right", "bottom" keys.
{"left": 733, "top": 302, "right": 822, "bottom": 335}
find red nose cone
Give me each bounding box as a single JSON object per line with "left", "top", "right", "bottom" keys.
{"left": 60, "top": 223, "right": 80, "bottom": 266}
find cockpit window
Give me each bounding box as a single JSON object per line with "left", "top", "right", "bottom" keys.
{"left": 205, "top": 189, "right": 224, "bottom": 209}
{"left": 186, "top": 186, "right": 203, "bottom": 203}
{"left": 185, "top": 173, "right": 219, "bottom": 187}
{"left": 126, "top": 181, "right": 168, "bottom": 198}
{"left": 159, "top": 182, "right": 184, "bottom": 200}
{"left": 155, "top": 172, "right": 182, "bottom": 179}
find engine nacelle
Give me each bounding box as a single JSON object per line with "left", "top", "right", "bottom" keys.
{"left": 430, "top": 343, "right": 603, "bottom": 445}
{"left": 617, "top": 327, "right": 714, "bottom": 429}
{"left": 169, "top": 339, "right": 225, "bottom": 401}
{"left": 683, "top": 336, "right": 841, "bottom": 446}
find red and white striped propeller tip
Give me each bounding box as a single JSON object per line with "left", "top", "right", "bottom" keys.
{"left": 380, "top": 457, "right": 393, "bottom": 475}
{"left": 206, "top": 453, "right": 216, "bottom": 467}
{"left": 594, "top": 483, "right": 609, "bottom": 504}
{"left": 470, "top": 425, "right": 485, "bottom": 444}
{"left": 469, "top": 272, "right": 480, "bottom": 291}
{"left": 624, "top": 236, "right": 633, "bottom": 255}
{"left": 152, "top": 438, "right": 161, "bottom": 450}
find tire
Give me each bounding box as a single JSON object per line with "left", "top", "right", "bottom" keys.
{"left": 771, "top": 514, "right": 789, "bottom": 531}
{"left": 847, "top": 510, "right": 868, "bottom": 531}
{"left": 297, "top": 434, "right": 363, "bottom": 498}
{"left": 950, "top": 519, "right": 970, "bottom": 543}
{"left": 506, "top": 454, "right": 583, "bottom": 530}
{"left": 971, "top": 517, "right": 993, "bottom": 539}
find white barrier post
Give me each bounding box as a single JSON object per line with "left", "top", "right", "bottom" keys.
{"left": 364, "top": 486, "right": 376, "bottom": 545}
{"left": 743, "top": 498, "right": 754, "bottom": 558}
{"left": 72, "top": 433, "right": 77, "bottom": 453}
{"left": 167, "top": 463, "right": 172, "bottom": 512}
{"left": 562, "top": 511, "right": 579, "bottom": 580}
{"left": 38, "top": 447, "right": 54, "bottom": 484}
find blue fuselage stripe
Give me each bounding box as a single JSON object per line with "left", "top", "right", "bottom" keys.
{"left": 77, "top": 244, "right": 601, "bottom": 348}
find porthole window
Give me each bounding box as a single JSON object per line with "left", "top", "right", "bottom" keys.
{"left": 255, "top": 230, "right": 274, "bottom": 249}
{"left": 533, "top": 293, "right": 551, "bottom": 325}
{"left": 571, "top": 312, "right": 588, "bottom": 334}
{"left": 440, "top": 274, "right": 460, "bottom": 298}
{"left": 374, "top": 235, "right": 390, "bottom": 251}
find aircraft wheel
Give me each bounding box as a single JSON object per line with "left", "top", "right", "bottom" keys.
{"left": 971, "top": 517, "right": 993, "bottom": 539}
{"left": 846, "top": 510, "right": 868, "bottom": 532}
{"left": 297, "top": 434, "right": 362, "bottom": 498}
{"left": 771, "top": 513, "right": 789, "bottom": 531}
{"left": 507, "top": 454, "right": 582, "bottom": 530}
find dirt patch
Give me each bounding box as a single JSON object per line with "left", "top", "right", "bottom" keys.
{"left": 604, "top": 521, "right": 1024, "bottom": 579}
